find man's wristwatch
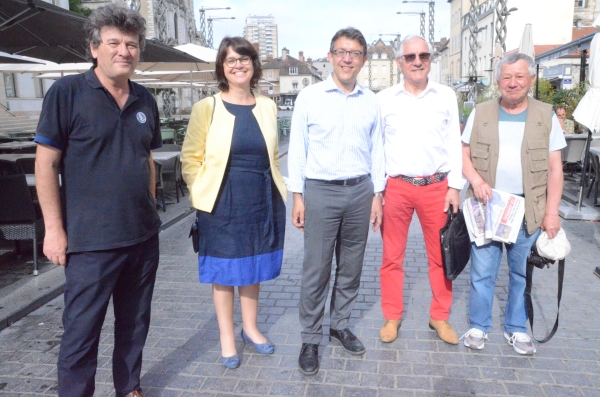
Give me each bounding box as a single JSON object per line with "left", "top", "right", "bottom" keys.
{"left": 374, "top": 192, "right": 383, "bottom": 198}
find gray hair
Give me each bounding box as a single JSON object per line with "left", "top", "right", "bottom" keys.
{"left": 85, "top": 3, "right": 147, "bottom": 66}
{"left": 495, "top": 53, "right": 536, "bottom": 82}
{"left": 395, "top": 35, "right": 433, "bottom": 59}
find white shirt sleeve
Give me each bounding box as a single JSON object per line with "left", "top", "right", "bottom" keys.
{"left": 446, "top": 92, "right": 465, "bottom": 190}
{"left": 287, "top": 92, "right": 309, "bottom": 193}
{"left": 461, "top": 109, "right": 476, "bottom": 145}
{"left": 549, "top": 113, "right": 567, "bottom": 152}
{"left": 370, "top": 104, "right": 386, "bottom": 192}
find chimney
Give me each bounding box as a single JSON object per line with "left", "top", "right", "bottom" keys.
{"left": 307, "top": 57, "right": 313, "bottom": 65}
{"left": 282, "top": 47, "right": 288, "bottom": 60}
{"left": 252, "top": 42, "right": 259, "bottom": 54}
{"left": 299, "top": 51, "right": 304, "bottom": 63}
{"left": 266, "top": 55, "right": 273, "bottom": 61}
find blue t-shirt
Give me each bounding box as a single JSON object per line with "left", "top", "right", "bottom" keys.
{"left": 35, "top": 68, "right": 163, "bottom": 253}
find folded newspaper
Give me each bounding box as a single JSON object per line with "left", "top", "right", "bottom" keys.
{"left": 463, "top": 189, "right": 525, "bottom": 246}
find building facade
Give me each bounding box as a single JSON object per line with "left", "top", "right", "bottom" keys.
{"left": 311, "top": 57, "right": 334, "bottom": 80}
{"left": 357, "top": 39, "right": 399, "bottom": 93}
{"left": 243, "top": 15, "right": 278, "bottom": 62}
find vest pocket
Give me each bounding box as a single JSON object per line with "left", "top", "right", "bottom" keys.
{"left": 527, "top": 139, "right": 549, "bottom": 173}
{"left": 472, "top": 143, "right": 490, "bottom": 171}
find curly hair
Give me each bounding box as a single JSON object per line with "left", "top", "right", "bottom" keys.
{"left": 215, "top": 37, "right": 262, "bottom": 92}
{"left": 85, "top": 3, "right": 146, "bottom": 66}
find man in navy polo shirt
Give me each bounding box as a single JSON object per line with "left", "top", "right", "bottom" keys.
{"left": 34, "top": 4, "right": 161, "bottom": 397}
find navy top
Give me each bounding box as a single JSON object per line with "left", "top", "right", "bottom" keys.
{"left": 35, "top": 68, "right": 162, "bottom": 253}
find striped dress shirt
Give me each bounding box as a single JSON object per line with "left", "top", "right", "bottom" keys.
{"left": 287, "top": 74, "right": 386, "bottom": 194}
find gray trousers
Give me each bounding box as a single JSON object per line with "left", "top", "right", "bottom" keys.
{"left": 299, "top": 178, "right": 373, "bottom": 344}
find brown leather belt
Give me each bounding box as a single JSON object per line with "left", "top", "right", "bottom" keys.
{"left": 392, "top": 172, "right": 448, "bottom": 186}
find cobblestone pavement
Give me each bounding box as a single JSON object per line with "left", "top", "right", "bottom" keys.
{"left": 1, "top": 156, "right": 599, "bottom": 396}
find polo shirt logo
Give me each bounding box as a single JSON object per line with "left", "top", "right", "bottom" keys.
{"left": 136, "top": 112, "right": 147, "bottom": 123}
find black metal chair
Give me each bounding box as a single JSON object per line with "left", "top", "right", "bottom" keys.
{"left": 0, "top": 174, "right": 45, "bottom": 275}
{"left": 153, "top": 160, "right": 166, "bottom": 212}
{"left": 0, "top": 159, "right": 23, "bottom": 175}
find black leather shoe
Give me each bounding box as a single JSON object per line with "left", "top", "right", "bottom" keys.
{"left": 298, "top": 343, "right": 319, "bottom": 375}
{"left": 329, "top": 328, "right": 366, "bottom": 355}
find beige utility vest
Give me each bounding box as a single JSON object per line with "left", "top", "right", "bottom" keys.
{"left": 467, "top": 98, "right": 552, "bottom": 234}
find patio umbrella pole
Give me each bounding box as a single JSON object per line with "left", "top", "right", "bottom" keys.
{"left": 577, "top": 129, "right": 593, "bottom": 211}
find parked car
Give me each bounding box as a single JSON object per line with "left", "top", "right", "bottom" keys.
{"left": 278, "top": 105, "right": 293, "bottom": 110}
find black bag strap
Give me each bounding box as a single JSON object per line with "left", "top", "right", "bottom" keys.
{"left": 525, "top": 257, "right": 565, "bottom": 343}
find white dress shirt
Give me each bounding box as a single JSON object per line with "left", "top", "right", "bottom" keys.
{"left": 287, "top": 74, "right": 386, "bottom": 194}
{"left": 377, "top": 79, "right": 464, "bottom": 190}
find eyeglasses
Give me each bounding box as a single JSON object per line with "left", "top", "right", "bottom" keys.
{"left": 332, "top": 49, "right": 364, "bottom": 60}
{"left": 401, "top": 52, "right": 431, "bottom": 63}
{"left": 224, "top": 56, "right": 252, "bottom": 67}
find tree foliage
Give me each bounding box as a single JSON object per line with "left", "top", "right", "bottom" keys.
{"left": 69, "top": 0, "right": 92, "bottom": 17}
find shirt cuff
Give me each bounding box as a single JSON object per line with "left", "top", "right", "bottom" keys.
{"left": 373, "top": 178, "right": 387, "bottom": 193}
{"left": 448, "top": 174, "right": 466, "bottom": 190}
{"left": 34, "top": 135, "right": 63, "bottom": 151}
{"left": 287, "top": 179, "right": 305, "bottom": 194}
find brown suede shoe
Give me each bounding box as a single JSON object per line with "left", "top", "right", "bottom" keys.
{"left": 428, "top": 318, "right": 459, "bottom": 344}
{"left": 380, "top": 319, "right": 402, "bottom": 343}
{"left": 125, "top": 391, "right": 144, "bottom": 397}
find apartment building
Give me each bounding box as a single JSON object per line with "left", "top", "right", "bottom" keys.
{"left": 243, "top": 15, "right": 278, "bottom": 61}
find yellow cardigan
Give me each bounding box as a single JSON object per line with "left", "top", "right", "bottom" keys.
{"left": 181, "top": 92, "right": 287, "bottom": 212}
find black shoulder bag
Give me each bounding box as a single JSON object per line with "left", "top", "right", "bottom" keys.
{"left": 439, "top": 209, "right": 471, "bottom": 280}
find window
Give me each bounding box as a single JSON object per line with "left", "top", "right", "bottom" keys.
{"left": 364, "top": 78, "right": 369, "bottom": 86}
{"left": 289, "top": 67, "right": 298, "bottom": 75}
{"left": 373, "top": 78, "right": 378, "bottom": 88}
{"left": 372, "top": 65, "right": 378, "bottom": 74}
{"left": 381, "top": 64, "right": 387, "bottom": 74}
{"left": 575, "top": 0, "right": 586, "bottom": 7}
{"left": 382, "top": 78, "right": 387, "bottom": 88}
{"left": 292, "top": 82, "right": 298, "bottom": 90}
{"left": 3, "top": 73, "right": 15, "bottom": 98}
{"left": 268, "top": 70, "right": 273, "bottom": 79}
{"left": 34, "top": 73, "right": 44, "bottom": 98}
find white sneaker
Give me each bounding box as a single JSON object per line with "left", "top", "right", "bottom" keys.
{"left": 504, "top": 332, "right": 536, "bottom": 355}
{"left": 460, "top": 328, "right": 488, "bottom": 350}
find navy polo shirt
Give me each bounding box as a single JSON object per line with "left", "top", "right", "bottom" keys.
{"left": 35, "top": 68, "right": 163, "bottom": 253}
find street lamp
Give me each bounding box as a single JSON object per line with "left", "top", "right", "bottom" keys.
{"left": 207, "top": 17, "right": 235, "bottom": 49}
{"left": 402, "top": 0, "right": 435, "bottom": 46}
{"left": 396, "top": 11, "right": 426, "bottom": 39}
{"left": 199, "top": 6, "right": 231, "bottom": 47}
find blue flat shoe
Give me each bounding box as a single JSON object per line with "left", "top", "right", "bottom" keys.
{"left": 241, "top": 329, "right": 275, "bottom": 354}
{"left": 221, "top": 354, "right": 240, "bottom": 369}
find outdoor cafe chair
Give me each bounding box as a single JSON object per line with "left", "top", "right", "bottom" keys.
{"left": 562, "top": 138, "right": 586, "bottom": 176}
{"left": 158, "top": 154, "right": 184, "bottom": 203}
{"left": 0, "top": 174, "right": 45, "bottom": 276}
{"left": 154, "top": 160, "right": 166, "bottom": 212}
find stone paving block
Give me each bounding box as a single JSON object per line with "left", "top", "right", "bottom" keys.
{"left": 269, "top": 381, "right": 306, "bottom": 397}
{"left": 305, "top": 383, "right": 342, "bottom": 397}
{"left": 504, "top": 382, "right": 545, "bottom": 396}
{"left": 341, "top": 386, "right": 377, "bottom": 397}
{"left": 201, "top": 377, "right": 238, "bottom": 393}
{"left": 396, "top": 375, "right": 431, "bottom": 391}
{"left": 467, "top": 380, "right": 507, "bottom": 395}
{"left": 543, "top": 384, "right": 585, "bottom": 397}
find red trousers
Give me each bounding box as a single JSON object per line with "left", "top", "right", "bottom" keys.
{"left": 380, "top": 177, "right": 452, "bottom": 321}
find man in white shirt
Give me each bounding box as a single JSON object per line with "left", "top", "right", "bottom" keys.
{"left": 288, "top": 27, "right": 385, "bottom": 376}
{"left": 377, "top": 35, "right": 463, "bottom": 345}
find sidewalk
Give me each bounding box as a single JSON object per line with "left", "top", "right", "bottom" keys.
{"left": 0, "top": 155, "right": 599, "bottom": 396}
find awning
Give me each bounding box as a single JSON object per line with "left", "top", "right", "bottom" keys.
{"left": 535, "top": 32, "right": 595, "bottom": 64}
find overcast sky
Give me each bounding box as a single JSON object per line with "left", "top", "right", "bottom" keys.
{"left": 192, "top": 0, "right": 451, "bottom": 59}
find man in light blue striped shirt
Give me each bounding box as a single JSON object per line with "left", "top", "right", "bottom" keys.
{"left": 288, "top": 27, "right": 385, "bottom": 376}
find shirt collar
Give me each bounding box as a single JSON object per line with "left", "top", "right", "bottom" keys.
{"left": 323, "top": 73, "right": 364, "bottom": 95}
{"left": 395, "top": 78, "right": 437, "bottom": 98}
{"left": 85, "top": 67, "right": 138, "bottom": 96}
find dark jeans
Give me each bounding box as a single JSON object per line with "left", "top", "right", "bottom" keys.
{"left": 57, "top": 234, "right": 159, "bottom": 397}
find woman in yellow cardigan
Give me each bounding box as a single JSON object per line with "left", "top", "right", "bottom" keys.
{"left": 181, "top": 37, "right": 287, "bottom": 369}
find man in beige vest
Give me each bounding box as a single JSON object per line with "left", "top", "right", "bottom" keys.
{"left": 461, "top": 53, "right": 565, "bottom": 355}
